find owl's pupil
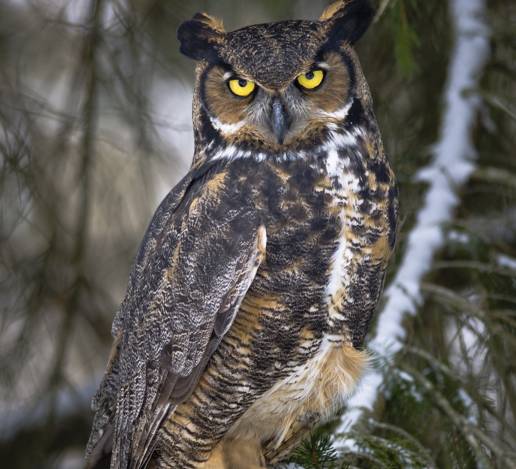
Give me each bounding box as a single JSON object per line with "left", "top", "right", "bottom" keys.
{"left": 305, "top": 71, "right": 314, "bottom": 79}
{"left": 238, "top": 79, "right": 247, "bottom": 87}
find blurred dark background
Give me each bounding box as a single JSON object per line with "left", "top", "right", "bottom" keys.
{"left": 1, "top": 0, "right": 515, "bottom": 467}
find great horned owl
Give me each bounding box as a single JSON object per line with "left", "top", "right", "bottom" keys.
{"left": 85, "top": 1, "right": 398, "bottom": 468}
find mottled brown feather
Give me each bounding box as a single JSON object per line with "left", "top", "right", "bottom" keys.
{"left": 86, "top": 2, "right": 397, "bottom": 469}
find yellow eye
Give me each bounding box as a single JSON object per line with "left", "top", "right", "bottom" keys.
{"left": 228, "top": 78, "right": 256, "bottom": 97}
{"left": 296, "top": 69, "right": 325, "bottom": 90}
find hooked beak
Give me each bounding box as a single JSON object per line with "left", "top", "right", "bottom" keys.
{"left": 269, "top": 98, "right": 290, "bottom": 145}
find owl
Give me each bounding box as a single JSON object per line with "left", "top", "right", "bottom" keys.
{"left": 85, "top": 1, "right": 398, "bottom": 468}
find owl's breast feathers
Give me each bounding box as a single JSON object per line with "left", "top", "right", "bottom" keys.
{"left": 86, "top": 117, "right": 398, "bottom": 468}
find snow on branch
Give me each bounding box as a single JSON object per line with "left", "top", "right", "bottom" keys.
{"left": 336, "top": 0, "right": 490, "bottom": 438}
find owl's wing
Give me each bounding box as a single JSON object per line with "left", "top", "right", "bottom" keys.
{"left": 85, "top": 167, "right": 266, "bottom": 469}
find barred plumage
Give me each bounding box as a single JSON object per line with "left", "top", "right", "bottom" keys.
{"left": 85, "top": 1, "right": 398, "bottom": 468}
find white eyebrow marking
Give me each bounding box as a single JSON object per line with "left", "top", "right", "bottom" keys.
{"left": 223, "top": 71, "right": 233, "bottom": 81}
{"left": 317, "top": 62, "right": 330, "bottom": 70}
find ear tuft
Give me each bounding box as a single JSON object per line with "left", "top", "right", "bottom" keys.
{"left": 320, "top": 0, "right": 349, "bottom": 21}
{"left": 320, "top": 0, "right": 374, "bottom": 46}
{"left": 191, "top": 12, "right": 225, "bottom": 34}
{"left": 177, "top": 12, "right": 225, "bottom": 62}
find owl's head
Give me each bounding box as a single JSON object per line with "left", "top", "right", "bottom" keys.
{"left": 178, "top": 0, "right": 375, "bottom": 156}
